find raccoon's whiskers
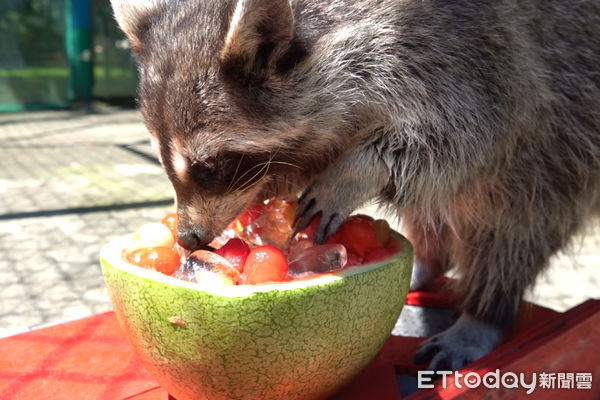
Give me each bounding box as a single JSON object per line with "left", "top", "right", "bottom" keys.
{"left": 228, "top": 159, "right": 267, "bottom": 192}
{"left": 227, "top": 153, "right": 246, "bottom": 192}
{"left": 236, "top": 157, "right": 272, "bottom": 193}
{"left": 263, "top": 173, "right": 305, "bottom": 195}
{"left": 233, "top": 148, "right": 304, "bottom": 193}
{"left": 228, "top": 149, "right": 279, "bottom": 192}
{"left": 264, "top": 160, "right": 302, "bottom": 170}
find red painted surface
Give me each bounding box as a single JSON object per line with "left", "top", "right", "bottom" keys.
{"left": 406, "top": 300, "right": 600, "bottom": 400}
{"left": 0, "top": 312, "right": 166, "bottom": 399}
{"left": 0, "top": 281, "right": 597, "bottom": 400}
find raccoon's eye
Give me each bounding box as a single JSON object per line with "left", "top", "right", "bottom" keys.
{"left": 190, "top": 152, "right": 271, "bottom": 194}
{"left": 189, "top": 158, "right": 228, "bottom": 193}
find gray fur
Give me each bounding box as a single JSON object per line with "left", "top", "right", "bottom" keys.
{"left": 413, "top": 313, "right": 504, "bottom": 371}
{"left": 111, "top": 0, "right": 600, "bottom": 369}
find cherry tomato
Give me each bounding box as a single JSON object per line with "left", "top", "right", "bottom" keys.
{"left": 160, "top": 213, "right": 178, "bottom": 239}
{"left": 328, "top": 215, "right": 381, "bottom": 257}
{"left": 243, "top": 245, "right": 288, "bottom": 284}
{"left": 126, "top": 246, "right": 181, "bottom": 275}
{"left": 214, "top": 238, "right": 251, "bottom": 272}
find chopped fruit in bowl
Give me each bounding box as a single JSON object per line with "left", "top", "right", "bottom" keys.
{"left": 120, "top": 198, "right": 404, "bottom": 286}
{"left": 130, "top": 222, "right": 176, "bottom": 249}
{"left": 125, "top": 246, "right": 181, "bottom": 276}
{"left": 243, "top": 245, "right": 288, "bottom": 284}
{"left": 100, "top": 198, "right": 413, "bottom": 400}
{"left": 213, "top": 238, "right": 251, "bottom": 272}
{"left": 160, "top": 212, "right": 178, "bottom": 239}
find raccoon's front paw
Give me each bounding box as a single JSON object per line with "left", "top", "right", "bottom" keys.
{"left": 413, "top": 314, "right": 503, "bottom": 371}
{"left": 293, "top": 186, "right": 348, "bottom": 244}
{"left": 293, "top": 144, "right": 390, "bottom": 244}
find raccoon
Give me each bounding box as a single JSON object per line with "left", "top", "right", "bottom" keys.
{"left": 111, "top": 0, "right": 600, "bottom": 371}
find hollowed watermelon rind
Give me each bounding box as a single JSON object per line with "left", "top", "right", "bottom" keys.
{"left": 100, "top": 233, "right": 413, "bottom": 400}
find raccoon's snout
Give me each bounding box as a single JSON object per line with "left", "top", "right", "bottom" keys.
{"left": 177, "top": 227, "right": 211, "bottom": 251}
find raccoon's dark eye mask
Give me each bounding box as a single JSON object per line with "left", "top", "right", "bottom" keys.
{"left": 189, "top": 152, "right": 272, "bottom": 194}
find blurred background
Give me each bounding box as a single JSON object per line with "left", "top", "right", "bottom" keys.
{"left": 0, "top": 0, "right": 598, "bottom": 338}
{"left": 1, "top": 0, "right": 136, "bottom": 111}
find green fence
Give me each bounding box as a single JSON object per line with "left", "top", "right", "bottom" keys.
{"left": 0, "top": 0, "right": 137, "bottom": 112}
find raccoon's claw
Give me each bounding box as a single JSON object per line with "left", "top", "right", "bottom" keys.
{"left": 293, "top": 196, "right": 316, "bottom": 233}
{"left": 293, "top": 144, "right": 390, "bottom": 243}
{"left": 413, "top": 336, "right": 470, "bottom": 372}
{"left": 413, "top": 314, "right": 503, "bottom": 372}
{"left": 294, "top": 189, "right": 346, "bottom": 244}
{"left": 313, "top": 212, "right": 345, "bottom": 244}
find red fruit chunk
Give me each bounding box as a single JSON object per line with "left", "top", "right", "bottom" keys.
{"left": 348, "top": 214, "right": 374, "bottom": 223}
{"left": 385, "top": 236, "right": 404, "bottom": 253}
{"left": 328, "top": 215, "right": 381, "bottom": 257}
{"left": 160, "top": 213, "right": 178, "bottom": 239}
{"left": 345, "top": 252, "right": 363, "bottom": 268}
{"left": 244, "top": 245, "right": 288, "bottom": 284}
{"left": 214, "top": 238, "right": 251, "bottom": 272}
{"left": 363, "top": 247, "right": 394, "bottom": 264}
{"left": 126, "top": 246, "right": 181, "bottom": 275}
{"left": 372, "top": 219, "right": 391, "bottom": 246}
{"left": 302, "top": 215, "right": 321, "bottom": 242}
{"left": 235, "top": 203, "right": 265, "bottom": 227}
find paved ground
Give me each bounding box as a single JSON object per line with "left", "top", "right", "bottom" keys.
{"left": 0, "top": 109, "right": 598, "bottom": 337}
{"left": 0, "top": 109, "right": 175, "bottom": 337}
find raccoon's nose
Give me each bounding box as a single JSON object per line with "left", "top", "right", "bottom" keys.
{"left": 177, "top": 227, "right": 209, "bottom": 251}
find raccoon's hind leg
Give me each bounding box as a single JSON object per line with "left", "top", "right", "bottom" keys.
{"left": 413, "top": 313, "right": 503, "bottom": 371}
{"left": 413, "top": 204, "right": 574, "bottom": 371}
{"left": 400, "top": 212, "right": 450, "bottom": 291}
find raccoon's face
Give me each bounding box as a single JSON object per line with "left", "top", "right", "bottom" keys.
{"left": 111, "top": 0, "right": 343, "bottom": 250}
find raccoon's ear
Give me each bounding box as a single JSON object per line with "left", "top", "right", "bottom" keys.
{"left": 110, "top": 0, "right": 162, "bottom": 51}
{"left": 220, "top": 0, "right": 295, "bottom": 79}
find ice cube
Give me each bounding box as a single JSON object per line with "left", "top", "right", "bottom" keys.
{"left": 175, "top": 250, "right": 242, "bottom": 284}
{"left": 244, "top": 199, "right": 296, "bottom": 249}
{"left": 208, "top": 234, "right": 233, "bottom": 249}
{"left": 174, "top": 263, "right": 199, "bottom": 283}
{"left": 288, "top": 244, "right": 348, "bottom": 277}
{"left": 287, "top": 236, "right": 314, "bottom": 261}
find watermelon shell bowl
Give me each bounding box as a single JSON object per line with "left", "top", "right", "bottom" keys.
{"left": 100, "top": 232, "right": 413, "bottom": 400}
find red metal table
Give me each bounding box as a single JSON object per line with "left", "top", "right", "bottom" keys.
{"left": 1, "top": 281, "right": 598, "bottom": 399}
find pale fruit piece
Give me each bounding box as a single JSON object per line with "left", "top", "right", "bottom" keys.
{"left": 130, "top": 222, "right": 176, "bottom": 250}
{"left": 195, "top": 269, "right": 234, "bottom": 287}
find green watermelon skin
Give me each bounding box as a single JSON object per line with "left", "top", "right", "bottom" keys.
{"left": 100, "top": 234, "right": 413, "bottom": 400}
